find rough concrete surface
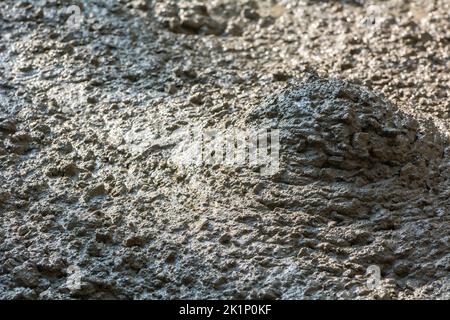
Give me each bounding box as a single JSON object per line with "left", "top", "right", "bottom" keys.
{"left": 0, "top": 0, "right": 449, "bottom": 299}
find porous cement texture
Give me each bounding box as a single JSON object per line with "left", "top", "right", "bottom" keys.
{"left": 0, "top": 0, "right": 449, "bottom": 299}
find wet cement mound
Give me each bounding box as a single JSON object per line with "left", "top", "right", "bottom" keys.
{"left": 239, "top": 77, "right": 448, "bottom": 217}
